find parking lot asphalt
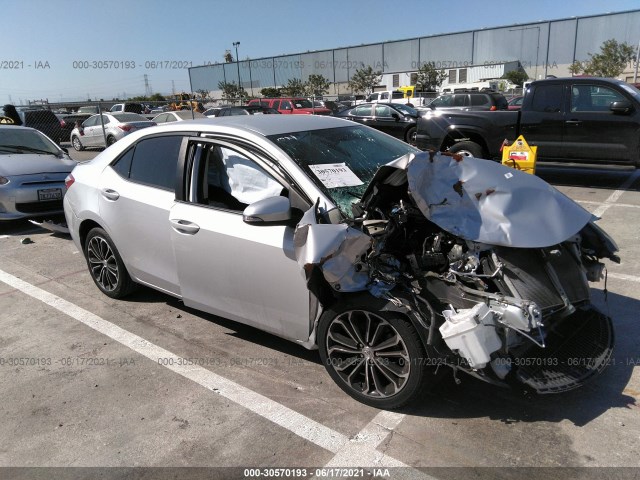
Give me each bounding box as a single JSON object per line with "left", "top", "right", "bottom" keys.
{"left": 0, "top": 150, "right": 638, "bottom": 479}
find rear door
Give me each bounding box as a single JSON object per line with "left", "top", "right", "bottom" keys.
{"left": 98, "top": 134, "right": 186, "bottom": 295}
{"left": 169, "top": 139, "right": 311, "bottom": 341}
{"left": 562, "top": 83, "right": 638, "bottom": 164}
{"left": 519, "top": 83, "right": 566, "bottom": 160}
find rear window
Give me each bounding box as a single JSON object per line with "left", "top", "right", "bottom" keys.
{"left": 113, "top": 113, "right": 149, "bottom": 122}
{"left": 128, "top": 136, "right": 183, "bottom": 191}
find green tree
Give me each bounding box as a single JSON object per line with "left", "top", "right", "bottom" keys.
{"left": 502, "top": 69, "right": 529, "bottom": 87}
{"left": 224, "top": 50, "right": 234, "bottom": 63}
{"left": 305, "top": 74, "right": 331, "bottom": 96}
{"left": 281, "top": 78, "right": 306, "bottom": 96}
{"left": 570, "top": 39, "right": 635, "bottom": 78}
{"left": 149, "top": 93, "right": 166, "bottom": 102}
{"left": 348, "top": 65, "right": 382, "bottom": 95}
{"left": 260, "top": 87, "right": 282, "bottom": 97}
{"left": 195, "top": 89, "right": 209, "bottom": 101}
{"left": 218, "top": 81, "right": 247, "bottom": 103}
{"left": 414, "top": 62, "right": 447, "bottom": 91}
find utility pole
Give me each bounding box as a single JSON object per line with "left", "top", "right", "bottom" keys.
{"left": 233, "top": 41, "right": 241, "bottom": 104}
{"left": 634, "top": 39, "right": 640, "bottom": 83}
{"left": 144, "top": 74, "right": 152, "bottom": 97}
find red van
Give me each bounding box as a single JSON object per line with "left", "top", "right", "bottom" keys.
{"left": 247, "top": 98, "right": 331, "bottom": 115}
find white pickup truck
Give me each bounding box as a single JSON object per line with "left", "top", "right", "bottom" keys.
{"left": 364, "top": 90, "right": 408, "bottom": 104}
{"left": 363, "top": 90, "right": 432, "bottom": 107}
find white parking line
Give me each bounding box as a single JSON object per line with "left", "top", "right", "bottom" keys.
{"left": 0, "top": 268, "right": 434, "bottom": 476}
{"left": 0, "top": 268, "right": 347, "bottom": 454}
{"left": 577, "top": 200, "right": 640, "bottom": 209}
{"left": 592, "top": 170, "right": 640, "bottom": 218}
{"left": 607, "top": 272, "right": 640, "bottom": 283}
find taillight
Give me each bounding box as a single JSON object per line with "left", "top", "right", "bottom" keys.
{"left": 65, "top": 174, "right": 75, "bottom": 189}
{"left": 118, "top": 124, "right": 132, "bottom": 131}
{"left": 60, "top": 119, "right": 67, "bottom": 127}
{"left": 490, "top": 106, "right": 497, "bottom": 111}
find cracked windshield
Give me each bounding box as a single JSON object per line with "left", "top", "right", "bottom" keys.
{"left": 269, "top": 125, "right": 417, "bottom": 216}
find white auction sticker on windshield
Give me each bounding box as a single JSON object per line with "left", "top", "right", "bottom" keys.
{"left": 309, "top": 163, "right": 364, "bottom": 188}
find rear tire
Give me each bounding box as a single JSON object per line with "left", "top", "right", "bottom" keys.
{"left": 449, "top": 141, "right": 484, "bottom": 158}
{"left": 106, "top": 135, "right": 117, "bottom": 146}
{"left": 405, "top": 127, "right": 417, "bottom": 146}
{"left": 84, "top": 227, "right": 137, "bottom": 298}
{"left": 71, "top": 136, "right": 84, "bottom": 151}
{"left": 318, "top": 296, "right": 431, "bottom": 409}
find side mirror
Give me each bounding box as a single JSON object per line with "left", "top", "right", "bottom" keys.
{"left": 391, "top": 113, "right": 400, "bottom": 121}
{"left": 243, "top": 196, "right": 292, "bottom": 225}
{"left": 610, "top": 100, "right": 633, "bottom": 114}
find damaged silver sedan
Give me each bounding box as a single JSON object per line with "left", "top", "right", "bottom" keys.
{"left": 64, "top": 116, "right": 618, "bottom": 408}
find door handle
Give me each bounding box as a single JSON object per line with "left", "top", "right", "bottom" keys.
{"left": 101, "top": 188, "right": 120, "bottom": 201}
{"left": 565, "top": 120, "right": 582, "bottom": 126}
{"left": 170, "top": 219, "right": 200, "bottom": 235}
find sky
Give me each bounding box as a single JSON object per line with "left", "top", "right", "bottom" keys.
{"left": 1, "top": 0, "right": 639, "bottom": 104}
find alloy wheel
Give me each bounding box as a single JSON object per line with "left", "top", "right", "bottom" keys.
{"left": 86, "top": 236, "right": 119, "bottom": 292}
{"left": 326, "top": 310, "right": 411, "bottom": 399}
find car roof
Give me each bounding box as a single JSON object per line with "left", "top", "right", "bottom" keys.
{"left": 530, "top": 77, "right": 625, "bottom": 86}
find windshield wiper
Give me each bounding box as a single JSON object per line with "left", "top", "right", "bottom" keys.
{"left": 0, "top": 144, "right": 59, "bottom": 155}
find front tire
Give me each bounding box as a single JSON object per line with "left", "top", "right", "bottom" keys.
{"left": 71, "top": 136, "right": 84, "bottom": 151}
{"left": 84, "top": 227, "right": 136, "bottom": 298}
{"left": 448, "top": 140, "right": 484, "bottom": 158}
{"left": 318, "top": 297, "right": 430, "bottom": 409}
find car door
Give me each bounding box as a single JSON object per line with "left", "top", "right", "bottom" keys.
{"left": 518, "top": 83, "right": 566, "bottom": 160}
{"left": 81, "top": 115, "right": 100, "bottom": 146}
{"left": 98, "top": 135, "right": 185, "bottom": 296}
{"left": 169, "top": 139, "right": 312, "bottom": 342}
{"left": 373, "top": 104, "right": 402, "bottom": 138}
{"left": 348, "top": 104, "right": 374, "bottom": 127}
{"left": 563, "top": 83, "right": 637, "bottom": 164}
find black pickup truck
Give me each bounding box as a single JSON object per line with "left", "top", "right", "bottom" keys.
{"left": 416, "top": 77, "right": 640, "bottom": 168}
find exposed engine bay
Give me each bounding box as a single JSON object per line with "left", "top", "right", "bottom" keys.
{"left": 294, "top": 151, "right": 619, "bottom": 394}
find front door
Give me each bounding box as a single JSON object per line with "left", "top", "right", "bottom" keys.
{"left": 170, "top": 140, "right": 311, "bottom": 342}
{"left": 562, "top": 83, "right": 638, "bottom": 164}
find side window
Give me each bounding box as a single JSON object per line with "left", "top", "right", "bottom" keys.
{"left": 198, "top": 145, "right": 284, "bottom": 211}
{"left": 271, "top": 100, "right": 280, "bottom": 110}
{"left": 154, "top": 113, "right": 168, "bottom": 123}
{"left": 111, "top": 146, "right": 135, "bottom": 178}
{"left": 531, "top": 85, "right": 563, "bottom": 113}
{"left": 375, "top": 105, "right": 393, "bottom": 117}
{"left": 571, "top": 85, "right": 625, "bottom": 112}
{"left": 381, "top": 92, "right": 389, "bottom": 100}
{"left": 280, "top": 100, "right": 292, "bottom": 110}
{"left": 83, "top": 116, "right": 98, "bottom": 127}
{"left": 354, "top": 105, "right": 373, "bottom": 116}
{"left": 470, "top": 95, "right": 490, "bottom": 106}
{"left": 453, "top": 95, "right": 467, "bottom": 107}
{"left": 100, "top": 115, "right": 111, "bottom": 125}
{"left": 129, "top": 136, "right": 183, "bottom": 191}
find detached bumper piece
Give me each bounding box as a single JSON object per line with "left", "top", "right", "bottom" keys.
{"left": 514, "top": 306, "right": 614, "bottom": 393}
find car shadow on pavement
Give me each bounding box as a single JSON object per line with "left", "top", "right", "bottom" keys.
{"left": 124, "top": 290, "right": 323, "bottom": 365}
{"left": 404, "top": 289, "right": 638, "bottom": 427}
{"left": 122, "top": 286, "right": 636, "bottom": 426}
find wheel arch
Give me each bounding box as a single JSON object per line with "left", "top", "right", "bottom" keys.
{"left": 441, "top": 131, "right": 490, "bottom": 157}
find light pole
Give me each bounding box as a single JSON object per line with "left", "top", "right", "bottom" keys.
{"left": 233, "top": 41, "right": 241, "bottom": 103}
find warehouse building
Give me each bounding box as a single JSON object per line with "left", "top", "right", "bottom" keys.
{"left": 189, "top": 9, "right": 640, "bottom": 98}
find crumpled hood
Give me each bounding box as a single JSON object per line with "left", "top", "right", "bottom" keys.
{"left": 365, "top": 151, "right": 593, "bottom": 248}
{"left": 293, "top": 151, "right": 597, "bottom": 293}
